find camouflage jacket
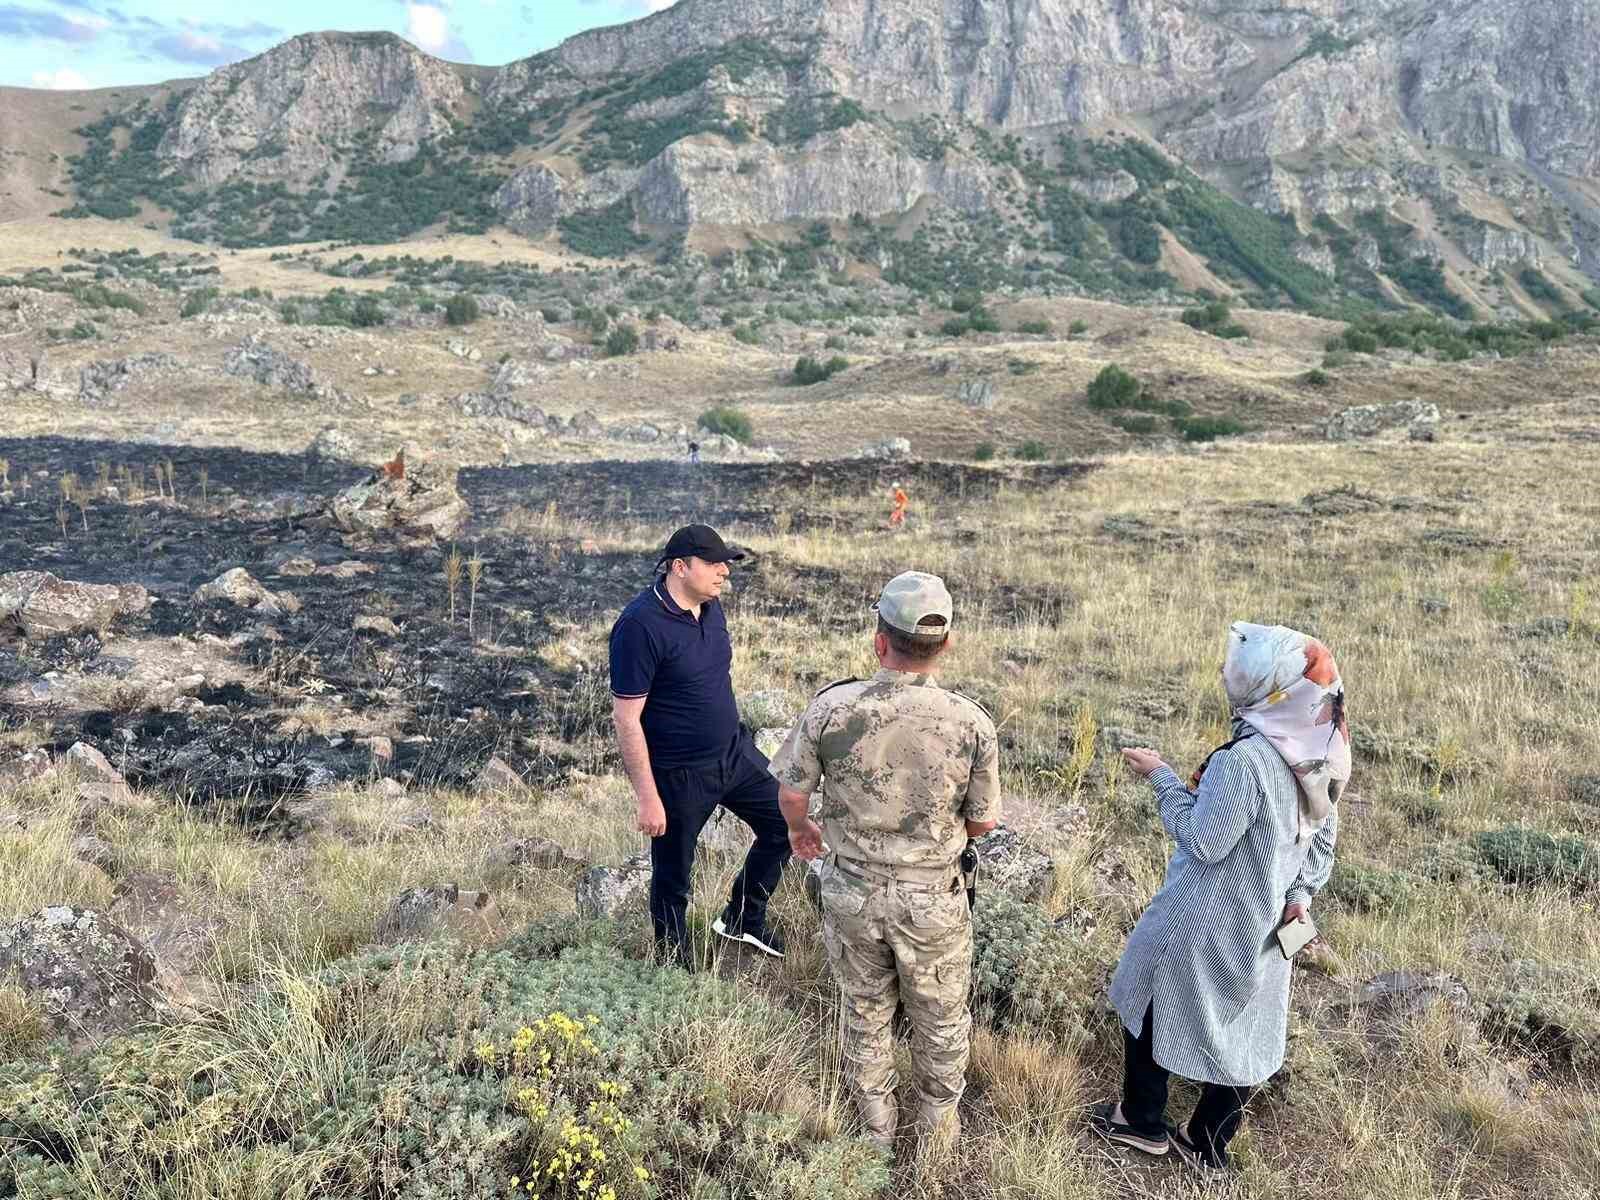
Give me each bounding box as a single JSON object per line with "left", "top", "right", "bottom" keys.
{"left": 769, "top": 668, "right": 1001, "bottom": 871}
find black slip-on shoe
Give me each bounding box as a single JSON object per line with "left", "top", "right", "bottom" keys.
{"left": 1168, "top": 1122, "right": 1231, "bottom": 1173}
{"left": 1087, "top": 1102, "right": 1169, "bottom": 1157}
{"left": 712, "top": 914, "right": 786, "bottom": 958}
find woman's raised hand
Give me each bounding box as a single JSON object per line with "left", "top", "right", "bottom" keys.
{"left": 1120, "top": 747, "right": 1168, "bottom": 778}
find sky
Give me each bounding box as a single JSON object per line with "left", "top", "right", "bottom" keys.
{"left": 0, "top": 0, "right": 681, "bottom": 90}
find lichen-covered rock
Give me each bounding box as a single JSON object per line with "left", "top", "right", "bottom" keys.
{"left": 1325, "top": 401, "right": 1442, "bottom": 442}
{"left": 474, "top": 755, "right": 524, "bottom": 795}
{"left": 576, "top": 852, "right": 651, "bottom": 919}
{"left": 224, "top": 335, "right": 318, "bottom": 393}
{"left": 329, "top": 443, "right": 470, "bottom": 540}
{"left": 77, "top": 353, "right": 182, "bottom": 407}
{"left": 853, "top": 437, "right": 912, "bottom": 461}
{"left": 193, "top": 568, "right": 300, "bottom": 616}
{"left": 972, "top": 825, "right": 1056, "bottom": 904}
{"left": 486, "top": 837, "right": 587, "bottom": 875}
{"left": 0, "top": 906, "right": 167, "bottom": 1040}
{"left": 308, "top": 426, "right": 359, "bottom": 462}
{"left": 374, "top": 884, "right": 500, "bottom": 945}
{"left": 1358, "top": 970, "right": 1472, "bottom": 1024}
{"left": 0, "top": 571, "right": 149, "bottom": 639}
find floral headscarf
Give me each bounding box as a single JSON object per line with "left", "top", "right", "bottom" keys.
{"left": 1221, "top": 622, "right": 1350, "bottom": 840}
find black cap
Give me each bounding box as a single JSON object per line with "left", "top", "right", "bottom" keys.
{"left": 658, "top": 523, "right": 745, "bottom": 567}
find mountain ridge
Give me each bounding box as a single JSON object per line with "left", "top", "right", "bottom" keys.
{"left": 16, "top": 0, "right": 1600, "bottom": 320}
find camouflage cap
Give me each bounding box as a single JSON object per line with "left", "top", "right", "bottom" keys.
{"left": 874, "top": 570, "right": 953, "bottom": 639}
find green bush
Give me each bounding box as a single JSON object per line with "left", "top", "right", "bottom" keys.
{"left": 951, "top": 290, "right": 984, "bottom": 313}
{"left": 1068, "top": 319, "right": 1090, "bottom": 336}
{"left": 1343, "top": 329, "right": 1380, "bottom": 353}
{"left": 0, "top": 936, "right": 888, "bottom": 1200}
{"left": 792, "top": 354, "right": 848, "bottom": 385}
{"left": 972, "top": 892, "right": 1104, "bottom": 1044}
{"left": 698, "top": 406, "right": 753, "bottom": 443}
{"left": 1175, "top": 415, "right": 1246, "bottom": 442}
{"left": 1303, "top": 368, "right": 1330, "bottom": 387}
{"left": 444, "top": 293, "right": 481, "bottom": 326}
{"left": 1017, "top": 319, "right": 1053, "bottom": 335}
{"left": 973, "top": 441, "right": 997, "bottom": 462}
{"left": 1323, "top": 860, "right": 1417, "bottom": 914}
{"left": 823, "top": 333, "right": 847, "bottom": 350}
{"left": 177, "top": 286, "right": 218, "bottom": 318}
{"left": 1086, "top": 364, "right": 1141, "bottom": 410}
{"left": 1013, "top": 440, "right": 1050, "bottom": 461}
{"left": 732, "top": 323, "right": 762, "bottom": 346}
{"left": 1482, "top": 960, "right": 1600, "bottom": 1075}
{"left": 605, "top": 324, "right": 640, "bottom": 357}
{"left": 1112, "top": 414, "right": 1159, "bottom": 434}
{"left": 1472, "top": 827, "right": 1600, "bottom": 890}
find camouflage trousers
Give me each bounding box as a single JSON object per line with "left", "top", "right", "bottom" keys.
{"left": 819, "top": 858, "right": 973, "bottom": 1147}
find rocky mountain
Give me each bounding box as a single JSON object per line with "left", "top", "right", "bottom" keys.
{"left": 39, "top": 0, "right": 1600, "bottom": 317}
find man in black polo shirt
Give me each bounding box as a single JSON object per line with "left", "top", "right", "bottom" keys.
{"left": 609, "top": 524, "right": 790, "bottom": 967}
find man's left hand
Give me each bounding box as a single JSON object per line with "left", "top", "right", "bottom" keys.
{"left": 788, "top": 819, "right": 824, "bottom": 861}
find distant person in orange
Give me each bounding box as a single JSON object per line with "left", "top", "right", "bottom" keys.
{"left": 888, "top": 481, "right": 909, "bottom": 529}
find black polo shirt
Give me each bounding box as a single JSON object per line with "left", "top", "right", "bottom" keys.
{"left": 609, "top": 579, "right": 741, "bottom": 769}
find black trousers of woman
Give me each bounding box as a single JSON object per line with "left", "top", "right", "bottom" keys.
{"left": 1123, "top": 1003, "right": 1253, "bottom": 1157}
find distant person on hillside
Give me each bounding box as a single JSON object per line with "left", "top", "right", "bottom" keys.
{"left": 1090, "top": 623, "right": 1346, "bottom": 1173}
{"left": 688, "top": 440, "right": 701, "bottom": 465}
{"left": 609, "top": 524, "right": 791, "bottom": 970}
{"left": 888, "top": 481, "right": 909, "bottom": 528}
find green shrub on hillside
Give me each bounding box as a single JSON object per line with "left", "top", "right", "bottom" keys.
{"left": 605, "top": 324, "right": 640, "bottom": 357}
{"left": 1472, "top": 827, "right": 1600, "bottom": 890}
{"left": 1086, "top": 364, "right": 1141, "bottom": 410}
{"left": 698, "top": 406, "right": 753, "bottom": 443}
{"left": 1181, "top": 301, "right": 1248, "bottom": 339}
{"left": 558, "top": 200, "right": 649, "bottom": 259}
{"left": 792, "top": 354, "right": 848, "bottom": 385}
{"left": 1175, "top": 415, "right": 1246, "bottom": 442}
{"left": 444, "top": 293, "right": 481, "bottom": 326}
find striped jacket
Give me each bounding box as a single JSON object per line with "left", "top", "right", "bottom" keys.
{"left": 1108, "top": 728, "right": 1338, "bottom": 1086}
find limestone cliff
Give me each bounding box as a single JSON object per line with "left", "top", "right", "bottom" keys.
{"left": 157, "top": 32, "right": 468, "bottom": 188}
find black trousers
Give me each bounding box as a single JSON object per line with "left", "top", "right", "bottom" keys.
{"left": 648, "top": 729, "right": 790, "bottom": 947}
{"left": 1123, "top": 1004, "right": 1253, "bottom": 1156}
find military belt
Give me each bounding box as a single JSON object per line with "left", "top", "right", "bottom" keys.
{"left": 832, "top": 853, "right": 961, "bottom": 892}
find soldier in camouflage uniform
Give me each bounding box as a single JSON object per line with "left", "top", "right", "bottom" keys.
{"left": 769, "top": 571, "right": 1001, "bottom": 1153}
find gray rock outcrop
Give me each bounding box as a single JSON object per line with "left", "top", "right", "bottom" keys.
{"left": 329, "top": 444, "right": 470, "bottom": 540}
{"left": 576, "top": 852, "right": 651, "bottom": 918}
{"left": 193, "top": 568, "right": 300, "bottom": 616}
{"left": 78, "top": 354, "right": 181, "bottom": 407}
{"left": 1325, "top": 400, "right": 1442, "bottom": 441}
{"left": 0, "top": 906, "right": 168, "bottom": 1040}
{"left": 158, "top": 31, "right": 466, "bottom": 188}
{"left": 0, "top": 571, "right": 150, "bottom": 639}
{"left": 225, "top": 336, "right": 319, "bottom": 393}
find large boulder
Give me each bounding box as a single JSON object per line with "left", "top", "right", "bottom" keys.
{"left": 0, "top": 571, "right": 149, "bottom": 639}
{"left": 329, "top": 444, "right": 470, "bottom": 540}
{"left": 0, "top": 906, "right": 168, "bottom": 1040}
{"left": 1324, "top": 400, "right": 1441, "bottom": 441}
{"left": 576, "top": 852, "right": 651, "bottom": 919}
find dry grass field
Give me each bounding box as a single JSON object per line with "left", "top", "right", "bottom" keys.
{"left": 4, "top": 397, "right": 1599, "bottom": 1198}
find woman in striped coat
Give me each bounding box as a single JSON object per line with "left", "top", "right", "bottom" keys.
{"left": 1090, "top": 622, "right": 1347, "bottom": 1171}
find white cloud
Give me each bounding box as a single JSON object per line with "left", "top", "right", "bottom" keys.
{"left": 31, "top": 68, "right": 91, "bottom": 89}
{"left": 643, "top": 0, "right": 678, "bottom": 10}
{"left": 405, "top": 3, "right": 451, "bottom": 51}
